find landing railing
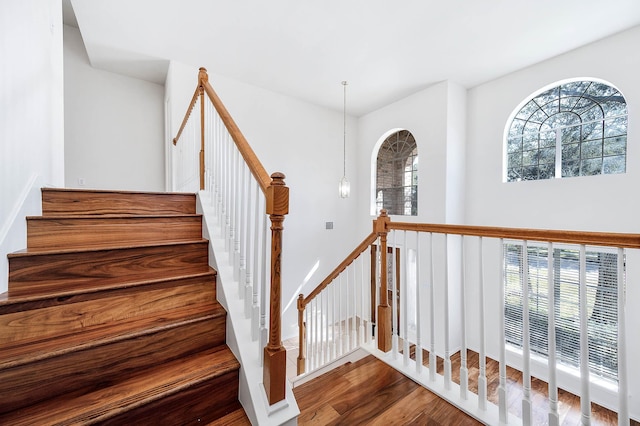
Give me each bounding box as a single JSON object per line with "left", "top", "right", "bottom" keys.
{"left": 298, "top": 210, "right": 634, "bottom": 425}
{"left": 173, "top": 68, "right": 288, "bottom": 405}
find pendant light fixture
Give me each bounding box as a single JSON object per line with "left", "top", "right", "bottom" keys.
{"left": 339, "top": 80, "right": 350, "bottom": 198}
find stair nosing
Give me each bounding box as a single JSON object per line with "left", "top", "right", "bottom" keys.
{"left": 0, "top": 304, "right": 226, "bottom": 370}
{"left": 7, "top": 238, "right": 209, "bottom": 258}
{"left": 42, "top": 188, "right": 197, "bottom": 196}
{"left": 26, "top": 213, "right": 202, "bottom": 220}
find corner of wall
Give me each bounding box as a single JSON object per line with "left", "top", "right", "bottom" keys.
{"left": 0, "top": 175, "right": 43, "bottom": 293}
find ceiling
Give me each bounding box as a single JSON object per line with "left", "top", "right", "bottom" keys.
{"left": 68, "top": 0, "right": 640, "bottom": 116}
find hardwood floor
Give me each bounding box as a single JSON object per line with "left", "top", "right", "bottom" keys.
{"left": 292, "top": 346, "right": 638, "bottom": 425}
{"left": 294, "top": 355, "right": 481, "bottom": 425}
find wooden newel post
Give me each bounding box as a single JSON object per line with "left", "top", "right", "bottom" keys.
{"left": 263, "top": 172, "right": 289, "bottom": 405}
{"left": 296, "top": 294, "right": 306, "bottom": 375}
{"left": 198, "top": 68, "right": 208, "bottom": 191}
{"left": 375, "top": 209, "right": 392, "bottom": 352}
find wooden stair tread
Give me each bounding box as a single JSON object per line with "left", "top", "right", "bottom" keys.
{"left": 28, "top": 214, "right": 202, "bottom": 219}
{"left": 7, "top": 241, "right": 211, "bottom": 298}
{"left": 0, "top": 270, "right": 216, "bottom": 306}
{"left": 41, "top": 188, "right": 197, "bottom": 216}
{"left": 7, "top": 238, "right": 210, "bottom": 258}
{"left": 0, "top": 346, "right": 239, "bottom": 426}
{"left": 42, "top": 187, "right": 195, "bottom": 196}
{"left": 0, "top": 302, "right": 225, "bottom": 370}
{"left": 2, "top": 188, "right": 242, "bottom": 424}
{"left": 26, "top": 215, "right": 203, "bottom": 252}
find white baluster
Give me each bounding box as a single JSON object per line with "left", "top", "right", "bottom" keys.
{"left": 232, "top": 150, "right": 240, "bottom": 275}
{"left": 415, "top": 231, "right": 422, "bottom": 374}
{"left": 326, "top": 287, "right": 331, "bottom": 364}
{"left": 374, "top": 238, "right": 379, "bottom": 345}
{"left": 237, "top": 160, "right": 245, "bottom": 293}
{"left": 359, "top": 254, "right": 366, "bottom": 346}
{"left": 320, "top": 292, "right": 325, "bottom": 367}
{"left": 444, "top": 235, "right": 452, "bottom": 390}
{"left": 522, "top": 241, "right": 532, "bottom": 426}
{"left": 223, "top": 133, "right": 231, "bottom": 244}
{"left": 338, "top": 275, "right": 344, "bottom": 357}
{"left": 402, "top": 230, "right": 409, "bottom": 367}
{"left": 332, "top": 284, "right": 336, "bottom": 362}
{"left": 498, "top": 238, "right": 508, "bottom": 424}
{"left": 391, "top": 230, "right": 399, "bottom": 359}
{"left": 579, "top": 244, "right": 591, "bottom": 425}
{"left": 308, "top": 298, "right": 314, "bottom": 371}
{"left": 351, "top": 265, "right": 357, "bottom": 350}
{"left": 243, "top": 172, "right": 253, "bottom": 318}
{"left": 478, "top": 237, "right": 487, "bottom": 411}
{"left": 428, "top": 232, "right": 436, "bottom": 382}
{"left": 258, "top": 212, "right": 268, "bottom": 366}
{"left": 304, "top": 305, "right": 310, "bottom": 374}
{"left": 251, "top": 183, "right": 261, "bottom": 339}
{"left": 216, "top": 117, "right": 224, "bottom": 226}
{"left": 617, "top": 247, "right": 628, "bottom": 426}
{"left": 331, "top": 281, "right": 337, "bottom": 360}
{"left": 459, "top": 235, "right": 468, "bottom": 400}
{"left": 547, "top": 242, "right": 559, "bottom": 426}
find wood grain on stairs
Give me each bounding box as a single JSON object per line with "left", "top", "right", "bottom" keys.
{"left": 26, "top": 214, "right": 203, "bottom": 251}
{"left": 0, "top": 188, "right": 245, "bottom": 425}
{"left": 7, "top": 240, "right": 211, "bottom": 297}
{"left": 41, "top": 187, "right": 197, "bottom": 216}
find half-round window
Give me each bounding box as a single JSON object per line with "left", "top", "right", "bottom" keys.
{"left": 375, "top": 130, "right": 418, "bottom": 216}
{"left": 506, "top": 80, "right": 627, "bottom": 182}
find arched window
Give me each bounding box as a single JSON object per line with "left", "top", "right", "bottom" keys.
{"left": 375, "top": 130, "right": 418, "bottom": 216}
{"left": 506, "top": 80, "right": 627, "bottom": 182}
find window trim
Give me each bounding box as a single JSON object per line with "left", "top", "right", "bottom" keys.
{"left": 503, "top": 78, "right": 627, "bottom": 182}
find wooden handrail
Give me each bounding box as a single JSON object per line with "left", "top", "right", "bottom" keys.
{"left": 387, "top": 222, "right": 640, "bottom": 249}
{"left": 172, "top": 68, "right": 289, "bottom": 405}
{"left": 172, "top": 85, "right": 201, "bottom": 146}
{"left": 301, "top": 231, "right": 378, "bottom": 307}
{"left": 298, "top": 210, "right": 640, "bottom": 373}
{"left": 199, "top": 69, "right": 272, "bottom": 193}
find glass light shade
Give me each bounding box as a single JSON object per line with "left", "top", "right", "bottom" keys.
{"left": 339, "top": 176, "right": 350, "bottom": 198}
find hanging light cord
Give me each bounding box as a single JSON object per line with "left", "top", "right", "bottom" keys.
{"left": 342, "top": 81, "right": 347, "bottom": 177}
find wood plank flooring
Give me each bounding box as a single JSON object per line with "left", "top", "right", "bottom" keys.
{"left": 294, "top": 355, "right": 481, "bottom": 425}
{"left": 293, "top": 350, "right": 639, "bottom": 425}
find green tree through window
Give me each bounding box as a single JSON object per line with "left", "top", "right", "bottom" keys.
{"left": 506, "top": 80, "right": 627, "bottom": 182}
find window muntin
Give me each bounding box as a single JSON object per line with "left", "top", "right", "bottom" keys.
{"left": 376, "top": 130, "right": 418, "bottom": 216}
{"left": 506, "top": 81, "right": 627, "bottom": 182}
{"left": 504, "top": 242, "right": 620, "bottom": 382}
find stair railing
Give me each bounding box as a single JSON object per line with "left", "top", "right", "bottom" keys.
{"left": 173, "top": 68, "right": 288, "bottom": 405}
{"left": 298, "top": 210, "right": 635, "bottom": 425}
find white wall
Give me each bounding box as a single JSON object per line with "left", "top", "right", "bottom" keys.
{"left": 166, "top": 62, "right": 361, "bottom": 339}
{"left": 64, "top": 25, "right": 165, "bottom": 191}
{"left": 465, "top": 25, "right": 640, "bottom": 417}
{"left": 466, "top": 26, "right": 640, "bottom": 233}
{"left": 0, "top": 0, "right": 64, "bottom": 293}
{"left": 357, "top": 81, "right": 468, "bottom": 359}
{"left": 357, "top": 81, "right": 450, "bottom": 231}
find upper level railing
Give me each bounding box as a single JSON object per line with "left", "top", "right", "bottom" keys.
{"left": 297, "top": 210, "right": 634, "bottom": 425}
{"left": 173, "top": 68, "right": 287, "bottom": 405}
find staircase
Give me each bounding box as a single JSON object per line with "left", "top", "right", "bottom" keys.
{"left": 0, "top": 188, "right": 249, "bottom": 425}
